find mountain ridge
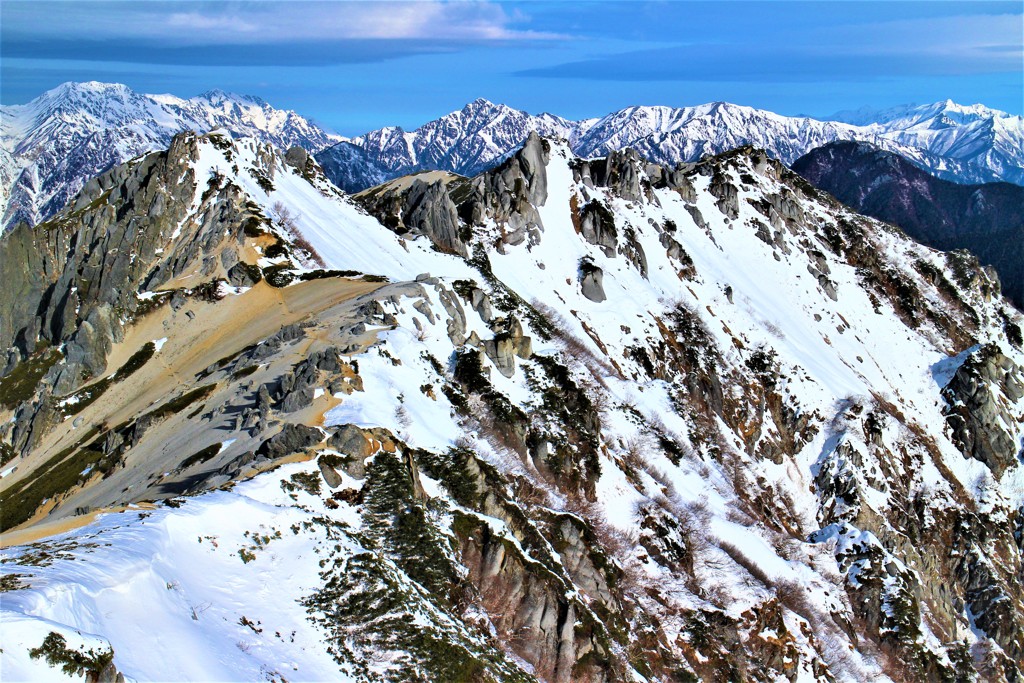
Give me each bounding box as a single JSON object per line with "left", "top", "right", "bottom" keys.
{"left": 1, "top": 129, "right": 1022, "bottom": 681}
{"left": 319, "top": 96, "right": 1024, "bottom": 193}
{"left": 0, "top": 81, "right": 342, "bottom": 229}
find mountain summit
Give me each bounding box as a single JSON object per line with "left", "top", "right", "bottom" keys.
{"left": 4, "top": 84, "right": 1022, "bottom": 232}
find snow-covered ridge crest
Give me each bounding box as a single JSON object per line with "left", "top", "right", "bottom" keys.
{"left": 4, "top": 81, "right": 1022, "bottom": 233}
{"left": 2, "top": 131, "right": 1023, "bottom": 681}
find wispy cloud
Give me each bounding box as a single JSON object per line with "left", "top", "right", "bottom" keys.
{"left": 826, "top": 14, "right": 1023, "bottom": 60}
{"left": 2, "top": 1, "right": 1020, "bottom": 119}
{"left": 165, "top": 12, "right": 261, "bottom": 35}
{"left": 516, "top": 12, "right": 1023, "bottom": 82}
{"left": 2, "top": 0, "right": 568, "bottom": 46}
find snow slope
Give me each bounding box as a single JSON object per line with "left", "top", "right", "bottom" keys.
{"left": 1, "top": 471, "right": 361, "bottom": 682}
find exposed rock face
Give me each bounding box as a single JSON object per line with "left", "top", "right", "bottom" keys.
{"left": 92, "top": 658, "right": 126, "bottom": 683}
{"left": 283, "top": 146, "right": 310, "bottom": 171}
{"left": 578, "top": 200, "right": 618, "bottom": 257}
{"left": 317, "top": 455, "right": 343, "bottom": 488}
{"left": 481, "top": 315, "right": 532, "bottom": 378}
{"left": 942, "top": 344, "right": 1024, "bottom": 477}
{"left": 257, "top": 424, "right": 324, "bottom": 459}
{"left": 227, "top": 261, "right": 263, "bottom": 287}
{"left": 402, "top": 180, "right": 466, "bottom": 255}
{"left": 572, "top": 148, "right": 653, "bottom": 204}
{"left": 580, "top": 263, "right": 607, "bottom": 303}
{"left": 357, "top": 175, "right": 467, "bottom": 256}
{"left": 456, "top": 516, "right": 615, "bottom": 683}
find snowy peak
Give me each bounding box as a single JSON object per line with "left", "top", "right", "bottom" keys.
{"left": 833, "top": 99, "right": 1015, "bottom": 127}
{"left": 0, "top": 81, "right": 342, "bottom": 229}
{"left": 1, "top": 81, "right": 150, "bottom": 147}
{"left": 6, "top": 82, "right": 1021, "bottom": 230}
{"left": 195, "top": 88, "right": 267, "bottom": 105}
{"left": 324, "top": 98, "right": 579, "bottom": 192}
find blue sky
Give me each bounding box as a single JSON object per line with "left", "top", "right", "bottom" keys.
{"left": 2, "top": 1, "right": 1021, "bottom": 135}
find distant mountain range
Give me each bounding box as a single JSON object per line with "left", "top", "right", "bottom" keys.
{"left": 318, "top": 97, "right": 1024, "bottom": 193}
{"left": 2, "top": 82, "right": 1023, "bottom": 230}
{"left": 793, "top": 141, "right": 1024, "bottom": 308}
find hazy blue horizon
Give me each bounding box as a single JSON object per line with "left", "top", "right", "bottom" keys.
{"left": 3, "top": 1, "right": 1021, "bottom": 136}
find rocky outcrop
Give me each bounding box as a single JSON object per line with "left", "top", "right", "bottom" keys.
{"left": 327, "top": 424, "right": 400, "bottom": 479}
{"left": 578, "top": 200, "right": 618, "bottom": 257}
{"left": 455, "top": 513, "right": 615, "bottom": 683}
{"left": 571, "top": 148, "right": 653, "bottom": 204}
{"left": 283, "top": 146, "right": 310, "bottom": 172}
{"left": 951, "top": 511, "right": 1024, "bottom": 665}
{"left": 545, "top": 513, "right": 621, "bottom": 613}
{"left": 402, "top": 180, "right": 466, "bottom": 255}
{"left": 456, "top": 132, "right": 550, "bottom": 248}
{"left": 436, "top": 284, "right": 469, "bottom": 346}
{"left": 91, "top": 658, "right": 126, "bottom": 683}
{"left": 265, "top": 346, "right": 360, "bottom": 413}
{"left": 257, "top": 424, "right": 324, "bottom": 459}
{"left": 480, "top": 315, "right": 532, "bottom": 378}
{"left": 317, "top": 454, "right": 344, "bottom": 488}
{"left": 580, "top": 262, "right": 607, "bottom": 303}
{"left": 708, "top": 168, "right": 740, "bottom": 219}
{"left": 942, "top": 344, "right": 1024, "bottom": 476}
{"left": 358, "top": 176, "right": 467, "bottom": 256}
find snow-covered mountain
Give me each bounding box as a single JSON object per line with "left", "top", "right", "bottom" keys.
{"left": 318, "top": 98, "right": 1024, "bottom": 192}
{"left": 1, "top": 130, "right": 1022, "bottom": 681}
{"left": 834, "top": 100, "right": 1024, "bottom": 187}
{"left": 0, "top": 81, "right": 341, "bottom": 228}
